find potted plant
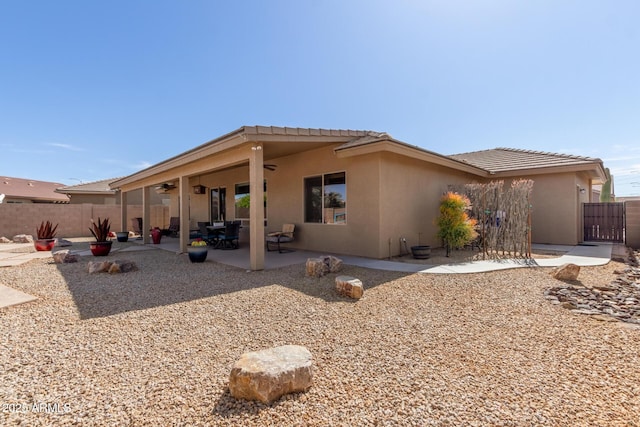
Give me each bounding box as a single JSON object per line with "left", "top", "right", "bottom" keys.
{"left": 89, "top": 217, "right": 112, "bottom": 256}
{"left": 151, "top": 227, "right": 162, "bottom": 244}
{"left": 187, "top": 238, "right": 208, "bottom": 262}
{"left": 34, "top": 220, "right": 58, "bottom": 251}
{"left": 436, "top": 192, "right": 478, "bottom": 257}
{"left": 411, "top": 240, "right": 431, "bottom": 260}
{"left": 116, "top": 231, "right": 129, "bottom": 242}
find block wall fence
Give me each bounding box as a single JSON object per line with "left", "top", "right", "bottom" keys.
{"left": 0, "top": 204, "right": 170, "bottom": 239}
{"left": 626, "top": 201, "right": 640, "bottom": 250}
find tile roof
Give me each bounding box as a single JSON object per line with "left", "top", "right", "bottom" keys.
{"left": 0, "top": 176, "right": 69, "bottom": 203}
{"left": 244, "top": 125, "right": 373, "bottom": 138}
{"left": 448, "top": 147, "right": 603, "bottom": 174}
{"left": 56, "top": 178, "right": 119, "bottom": 194}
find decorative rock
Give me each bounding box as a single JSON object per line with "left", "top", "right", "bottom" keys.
{"left": 551, "top": 263, "right": 580, "bottom": 281}
{"left": 55, "top": 238, "right": 73, "bottom": 247}
{"left": 0, "top": 236, "right": 11, "bottom": 243}
{"left": 335, "top": 275, "right": 364, "bottom": 299}
{"left": 52, "top": 250, "right": 78, "bottom": 264}
{"left": 545, "top": 249, "right": 640, "bottom": 324}
{"left": 12, "top": 234, "right": 33, "bottom": 243}
{"left": 229, "top": 345, "right": 313, "bottom": 404}
{"left": 306, "top": 258, "right": 329, "bottom": 278}
{"left": 108, "top": 260, "right": 138, "bottom": 274}
{"left": 324, "top": 255, "right": 343, "bottom": 273}
{"left": 88, "top": 260, "right": 138, "bottom": 274}
{"left": 88, "top": 261, "right": 111, "bottom": 274}
{"left": 306, "top": 255, "right": 343, "bottom": 277}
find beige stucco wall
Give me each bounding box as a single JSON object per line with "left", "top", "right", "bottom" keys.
{"left": 378, "top": 152, "right": 479, "bottom": 256}
{"left": 155, "top": 142, "right": 600, "bottom": 257}
{"left": 178, "top": 145, "right": 385, "bottom": 258}
{"left": 0, "top": 203, "right": 169, "bottom": 238}
{"left": 166, "top": 146, "right": 487, "bottom": 259}
{"left": 497, "top": 172, "right": 591, "bottom": 245}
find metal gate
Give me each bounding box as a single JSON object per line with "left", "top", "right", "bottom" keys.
{"left": 583, "top": 202, "right": 625, "bottom": 242}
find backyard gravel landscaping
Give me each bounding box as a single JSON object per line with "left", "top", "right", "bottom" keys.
{"left": 1, "top": 246, "right": 639, "bottom": 426}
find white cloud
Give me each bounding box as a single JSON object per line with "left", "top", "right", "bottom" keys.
{"left": 46, "top": 143, "right": 84, "bottom": 152}
{"left": 133, "top": 161, "right": 152, "bottom": 170}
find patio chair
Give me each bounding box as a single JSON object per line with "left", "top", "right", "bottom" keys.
{"left": 266, "top": 223, "right": 295, "bottom": 253}
{"left": 217, "top": 222, "right": 240, "bottom": 249}
{"left": 197, "top": 222, "right": 216, "bottom": 246}
{"left": 167, "top": 216, "right": 180, "bottom": 237}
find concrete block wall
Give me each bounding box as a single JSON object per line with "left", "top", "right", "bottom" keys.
{"left": 626, "top": 201, "right": 640, "bottom": 249}
{"left": 0, "top": 204, "right": 169, "bottom": 239}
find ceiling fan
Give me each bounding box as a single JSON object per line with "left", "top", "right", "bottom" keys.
{"left": 263, "top": 164, "right": 277, "bottom": 171}
{"left": 155, "top": 182, "right": 176, "bottom": 192}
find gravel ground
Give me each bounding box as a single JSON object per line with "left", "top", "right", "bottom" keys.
{"left": 1, "top": 247, "right": 639, "bottom": 426}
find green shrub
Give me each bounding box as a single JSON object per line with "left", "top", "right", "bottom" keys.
{"left": 436, "top": 192, "right": 478, "bottom": 256}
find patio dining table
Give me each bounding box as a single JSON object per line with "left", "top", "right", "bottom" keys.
{"left": 206, "top": 224, "right": 226, "bottom": 248}
{"left": 206, "top": 223, "right": 243, "bottom": 249}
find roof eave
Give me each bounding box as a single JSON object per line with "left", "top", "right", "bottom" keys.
{"left": 335, "top": 140, "right": 488, "bottom": 176}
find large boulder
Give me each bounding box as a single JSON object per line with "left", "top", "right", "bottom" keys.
{"left": 53, "top": 250, "right": 78, "bottom": 264}
{"left": 108, "top": 259, "right": 138, "bottom": 274}
{"left": 229, "top": 345, "right": 313, "bottom": 404}
{"left": 0, "top": 236, "right": 11, "bottom": 243}
{"left": 88, "top": 261, "right": 112, "bottom": 274}
{"left": 305, "top": 255, "right": 343, "bottom": 278}
{"left": 551, "top": 263, "right": 580, "bottom": 281}
{"left": 55, "top": 238, "right": 73, "bottom": 247}
{"left": 87, "top": 260, "right": 138, "bottom": 274}
{"left": 12, "top": 234, "right": 33, "bottom": 243}
{"left": 335, "top": 275, "right": 364, "bottom": 299}
{"left": 306, "top": 258, "right": 329, "bottom": 278}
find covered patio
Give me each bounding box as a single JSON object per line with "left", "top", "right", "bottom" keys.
{"left": 110, "top": 126, "right": 397, "bottom": 270}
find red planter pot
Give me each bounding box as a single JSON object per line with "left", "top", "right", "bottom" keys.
{"left": 90, "top": 241, "right": 112, "bottom": 256}
{"left": 151, "top": 228, "right": 162, "bottom": 244}
{"left": 34, "top": 239, "right": 56, "bottom": 251}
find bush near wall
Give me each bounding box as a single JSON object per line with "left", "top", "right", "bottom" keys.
{"left": 0, "top": 204, "right": 169, "bottom": 238}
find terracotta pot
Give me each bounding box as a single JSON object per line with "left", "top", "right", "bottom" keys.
{"left": 34, "top": 238, "right": 56, "bottom": 251}
{"left": 90, "top": 241, "right": 112, "bottom": 256}
{"left": 151, "top": 228, "right": 162, "bottom": 244}
{"left": 187, "top": 246, "right": 208, "bottom": 263}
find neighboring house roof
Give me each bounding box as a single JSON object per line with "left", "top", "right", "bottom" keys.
{"left": 449, "top": 147, "right": 607, "bottom": 181}
{"left": 56, "top": 178, "right": 119, "bottom": 196}
{"left": 0, "top": 176, "right": 70, "bottom": 203}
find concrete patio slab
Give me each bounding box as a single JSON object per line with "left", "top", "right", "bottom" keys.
{"left": 0, "top": 284, "right": 37, "bottom": 309}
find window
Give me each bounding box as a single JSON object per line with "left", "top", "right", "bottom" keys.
{"left": 210, "top": 187, "right": 226, "bottom": 222}
{"left": 234, "top": 181, "right": 267, "bottom": 219}
{"left": 304, "top": 172, "right": 346, "bottom": 224}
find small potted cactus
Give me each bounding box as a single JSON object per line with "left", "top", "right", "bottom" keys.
{"left": 34, "top": 220, "right": 58, "bottom": 251}
{"left": 89, "top": 217, "right": 112, "bottom": 256}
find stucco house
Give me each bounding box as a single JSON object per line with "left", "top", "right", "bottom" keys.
{"left": 110, "top": 126, "right": 607, "bottom": 270}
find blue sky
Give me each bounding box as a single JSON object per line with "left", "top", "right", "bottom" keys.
{"left": 1, "top": 0, "right": 639, "bottom": 195}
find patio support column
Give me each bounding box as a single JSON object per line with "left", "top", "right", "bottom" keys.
{"left": 142, "top": 186, "right": 151, "bottom": 244}
{"left": 119, "top": 190, "right": 128, "bottom": 234}
{"left": 179, "top": 176, "right": 189, "bottom": 253}
{"left": 249, "top": 144, "right": 265, "bottom": 270}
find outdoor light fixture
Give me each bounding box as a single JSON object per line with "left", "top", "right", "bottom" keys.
{"left": 193, "top": 185, "right": 206, "bottom": 194}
